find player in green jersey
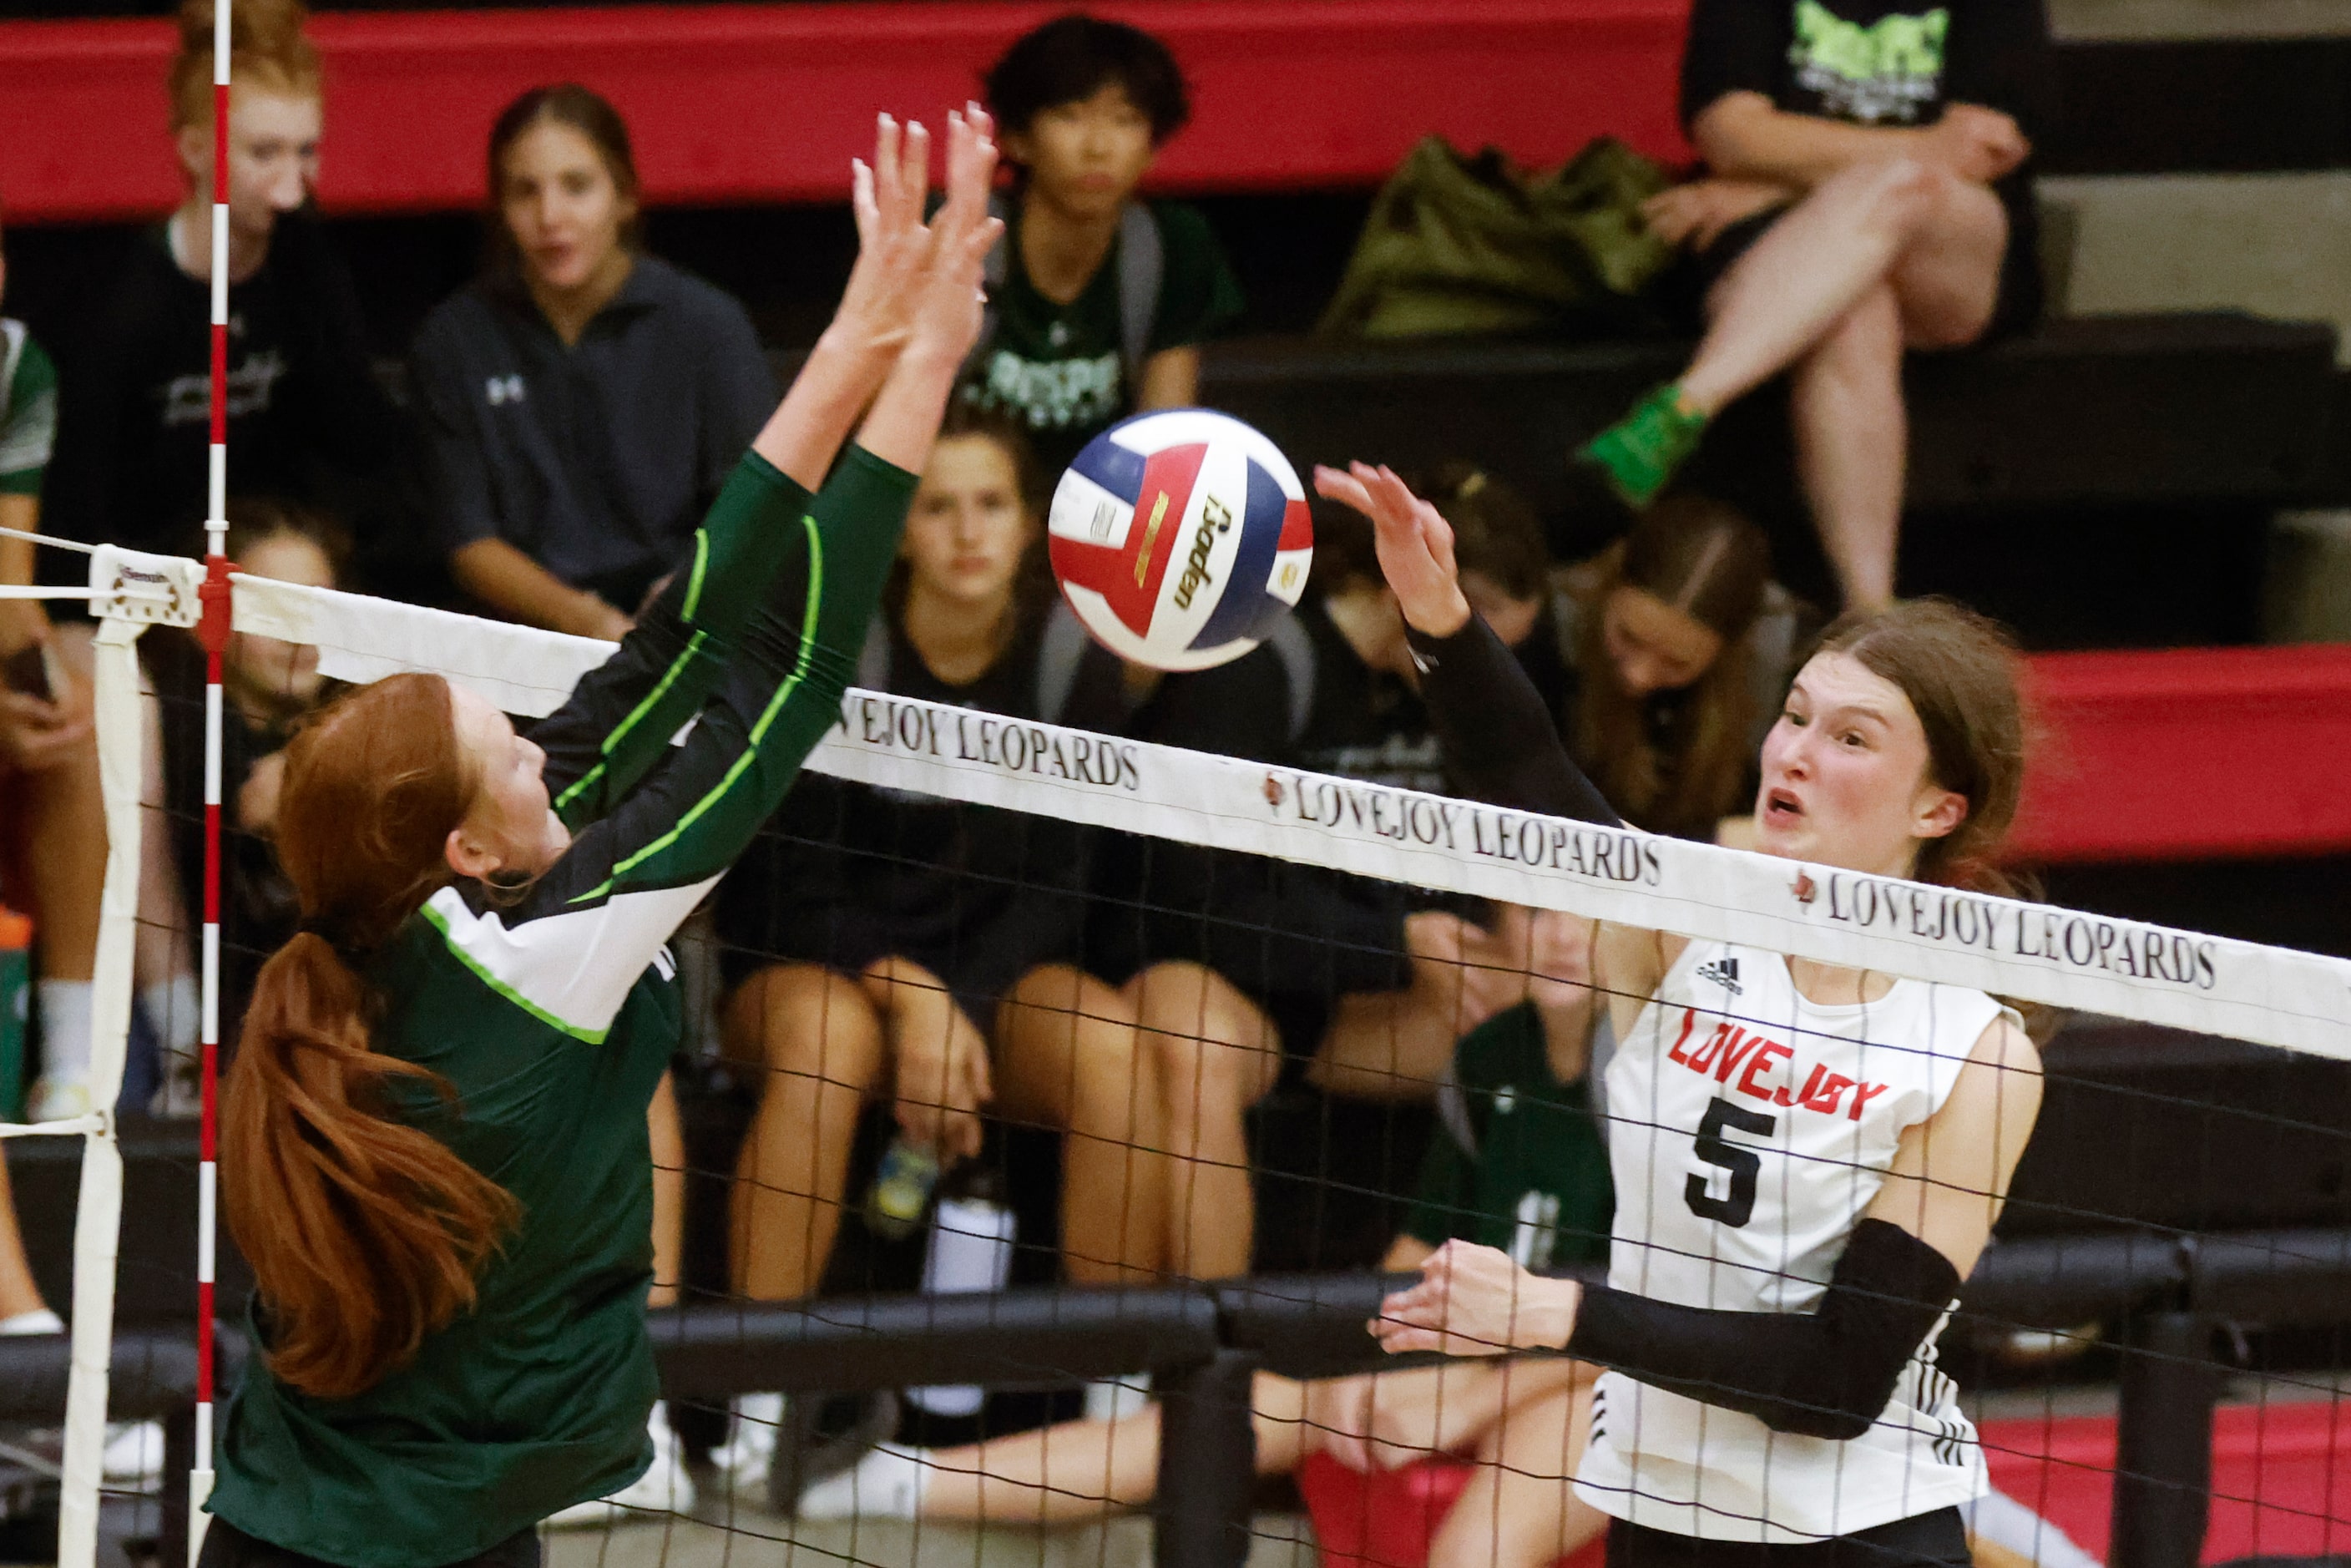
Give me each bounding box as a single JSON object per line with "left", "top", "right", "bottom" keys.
{"left": 202, "top": 112, "right": 1003, "bottom": 1568}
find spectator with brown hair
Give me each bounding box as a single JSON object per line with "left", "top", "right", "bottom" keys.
{"left": 1545, "top": 493, "right": 1818, "bottom": 844}
{"left": 48, "top": 0, "right": 407, "bottom": 564}
{"left": 412, "top": 83, "right": 776, "bottom": 640}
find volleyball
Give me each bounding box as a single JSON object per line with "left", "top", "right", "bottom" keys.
{"left": 1047, "top": 408, "right": 1314, "bottom": 671}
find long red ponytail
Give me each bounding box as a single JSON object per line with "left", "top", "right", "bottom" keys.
{"left": 222, "top": 673, "right": 519, "bottom": 1399}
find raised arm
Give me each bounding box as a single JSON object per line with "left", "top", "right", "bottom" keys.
{"left": 445, "top": 114, "right": 1005, "bottom": 1050}
{"left": 534, "top": 113, "right": 980, "bottom": 827}
{"left": 1312, "top": 463, "right": 1620, "bottom": 826}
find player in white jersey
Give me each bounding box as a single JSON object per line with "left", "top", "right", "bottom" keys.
{"left": 1316, "top": 464, "right": 2043, "bottom": 1565}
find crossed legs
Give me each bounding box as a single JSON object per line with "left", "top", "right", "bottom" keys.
{"left": 1673, "top": 158, "right": 2009, "bottom": 609}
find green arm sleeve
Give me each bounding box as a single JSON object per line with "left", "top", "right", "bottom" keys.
{"left": 516, "top": 445, "right": 915, "bottom": 920}
{"left": 535, "top": 450, "right": 815, "bottom": 831}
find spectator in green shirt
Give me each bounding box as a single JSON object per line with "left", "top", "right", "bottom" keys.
{"left": 964, "top": 15, "right": 1246, "bottom": 477}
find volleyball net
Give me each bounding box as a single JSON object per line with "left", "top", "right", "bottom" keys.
{"left": 63, "top": 541, "right": 2351, "bottom": 1567}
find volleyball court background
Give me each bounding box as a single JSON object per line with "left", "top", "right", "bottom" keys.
{"left": 97, "top": 564, "right": 2351, "bottom": 1567}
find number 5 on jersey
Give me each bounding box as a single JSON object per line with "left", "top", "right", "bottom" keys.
{"left": 1686, "top": 1095, "right": 1776, "bottom": 1228}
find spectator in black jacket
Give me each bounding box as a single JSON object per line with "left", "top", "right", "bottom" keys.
{"left": 48, "top": 0, "right": 407, "bottom": 568}
{"left": 412, "top": 84, "right": 776, "bottom": 640}
{"left": 1578, "top": 0, "right": 2054, "bottom": 610}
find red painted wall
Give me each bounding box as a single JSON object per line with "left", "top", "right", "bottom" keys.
{"left": 0, "top": 0, "right": 1694, "bottom": 224}
{"left": 2013, "top": 645, "right": 2351, "bottom": 863}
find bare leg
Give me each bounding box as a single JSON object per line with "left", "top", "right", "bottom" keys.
{"left": 1307, "top": 987, "right": 1459, "bottom": 1105}
{"left": 918, "top": 1372, "right": 1314, "bottom": 1523}
{"left": 995, "top": 964, "right": 1167, "bottom": 1286}
{"left": 727, "top": 965, "right": 887, "bottom": 1300}
{"left": 1789, "top": 283, "right": 1907, "bottom": 610}
{"left": 1427, "top": 1378, "right": 1604, "bottom": 1568}
{"left": 0, "top": 1159, "right": 49, "bottom": 1319}
{"left": 646, "top": 1070, "right": 684, "bottom": 1309}
{"left": 28, "top": 626, "right": 101, "bottom": 988}
{"left": 1130, "top": 963, "right": 1281, "bottom": 1279}
{"left": 1676, "top": 159, "right": 2005, "bottom": 417}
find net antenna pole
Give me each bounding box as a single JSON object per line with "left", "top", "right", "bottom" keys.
{"left": 190, "top": 2, "right": 234, "bottom": 1559}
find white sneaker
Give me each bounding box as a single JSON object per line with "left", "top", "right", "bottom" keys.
{"left": 149, "top": 1051, "right": 204, "bottom": 1120}
{"left": 544, "top": 1402, "right": 695, "bottom": 1526}
{"left": 25, "top": 1079, "right": 93, "bottom": 1124}
{"left": 102, "top": 1420, "right": 165, "bottom": 1490}
{"left": 795, "top": 1443, "right": 928, "bottom": 1520}
{"left": 707, "top": 1392, "right": 784, "bottom": 1504}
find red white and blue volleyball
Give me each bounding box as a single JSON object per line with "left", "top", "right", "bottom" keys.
{"left": 1049, "top": 409, "right": 1314, "bottom": 671}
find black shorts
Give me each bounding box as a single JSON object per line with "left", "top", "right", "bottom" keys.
{"left": 1604, "top": 1507, "right": 1970, "bottom": 1568}
{"left": 198, "top": 1520, "right": 541, "bottom": 1568}
{"left": 1662, "top": 200, "right": 2043, "bottom": 343}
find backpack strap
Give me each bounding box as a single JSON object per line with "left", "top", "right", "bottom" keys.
{"left": 1115, "top": 201, "right": 1165, "bottom": 394}
{"left": 1034, "top": 599, "right": 1094, "bottom": 726}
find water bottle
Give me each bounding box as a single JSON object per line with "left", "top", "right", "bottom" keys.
{"left": 906, "top": 1164, "right": 1015, "bottom": 1419}
{"left": 0, "top": 908, "right": 31, "bottom": 1125}
{"left": 863, "top": 1136, "right": 941, "bottom": 1242}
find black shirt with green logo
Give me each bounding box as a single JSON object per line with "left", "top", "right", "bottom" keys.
{"left": 961, "top": 200, "right": 1244, "bottom": 477}
{"left": 1680, "top": 0, "right": 2052, "bottom": 312}
{"left": 1403, "top": 1003, "right": 1615, "bottom": 1271}
{"left": 208, "top": 444, "right": 915, "bottom": 1567}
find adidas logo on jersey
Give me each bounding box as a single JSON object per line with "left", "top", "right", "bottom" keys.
{"left": 1695, "top": 955, "right": 1742, "bottom": 994}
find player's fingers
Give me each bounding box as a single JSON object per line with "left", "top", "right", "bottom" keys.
{"left": 848, "top": 159, "right": 882, "bottom": 245}
{"left": 1311, "top": 465, "right": 1378, "bottom": 516}
{"left": 872, "top": 114, "right": 905, "bottom": 220}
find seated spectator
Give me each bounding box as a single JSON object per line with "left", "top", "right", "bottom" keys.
{"left": 714, "top": 407, "right": 1148, "bottom": 1490}
{"left": 48, "top": 0, "right": 407, "bottom": 567}
{"left": 791, "top": 969, "right": 1611, "bottom": 1568}
{"left": 964, "top": 15, "right": 1244, "bottom": 474}
{"left": 412, "top": 83, "right": 776, "bottom": 639}
{"left": 0, "top": 220, "right": 105, "bottom": 1124}
{"left": 1577, "top": 0, "right": 2052, "bottom": 609}
{"left": 138, "top": 501, "right": 351, "bottom": 1115}
{"left": 412, "top": 89, "right": 742, "bottom": 1510}
{"left": 1545, "top": 493, "right": 1818, "bottom": 842}
{"left": 1052, "top": 466, "right": 1565, "bottom": 1284}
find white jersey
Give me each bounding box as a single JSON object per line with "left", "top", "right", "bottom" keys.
{"left": 1575, "top": 939, "right": 2015, "bottom": 1542}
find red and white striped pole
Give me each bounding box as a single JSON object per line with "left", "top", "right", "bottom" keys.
{"left": 190, "top": 0, "right": 232, "bottom": 1555}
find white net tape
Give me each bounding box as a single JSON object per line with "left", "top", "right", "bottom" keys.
{"left": 230, "top": 572, "right": 2351, "bottom": 1060}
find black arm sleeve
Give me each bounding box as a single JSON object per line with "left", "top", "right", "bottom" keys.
{"left": 1565, "top": 1218, "right": 1961, "bottom": 1440}
{"left": 1405, "top": 615, "right": 1623, "bottom": 827}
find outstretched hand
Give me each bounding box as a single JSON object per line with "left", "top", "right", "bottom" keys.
{"left": 832, "top": 114, "right": 938, "bottom": 356}
{"left": 1312, "top": 463, "right": 1472, "bottom": 639}
{"left": 903, "top": 104, "right": 1004, "bottom": 364}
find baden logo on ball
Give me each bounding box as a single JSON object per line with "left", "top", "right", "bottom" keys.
{"left": 1049, "top": 408, "right": 1313, "bottom": 672}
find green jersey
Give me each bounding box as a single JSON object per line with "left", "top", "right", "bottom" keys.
{"left": 0, "top": 321, "right": 58, "bottom": 497}
{"left": 1403, "top": 1004, "right": 1615, "bottom": 1271}
{"left": 962, "top": 199, "right": 1243, "bottom": 474}
{"left": 209, "top": 444, "right": 917, "bottom": 1567}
